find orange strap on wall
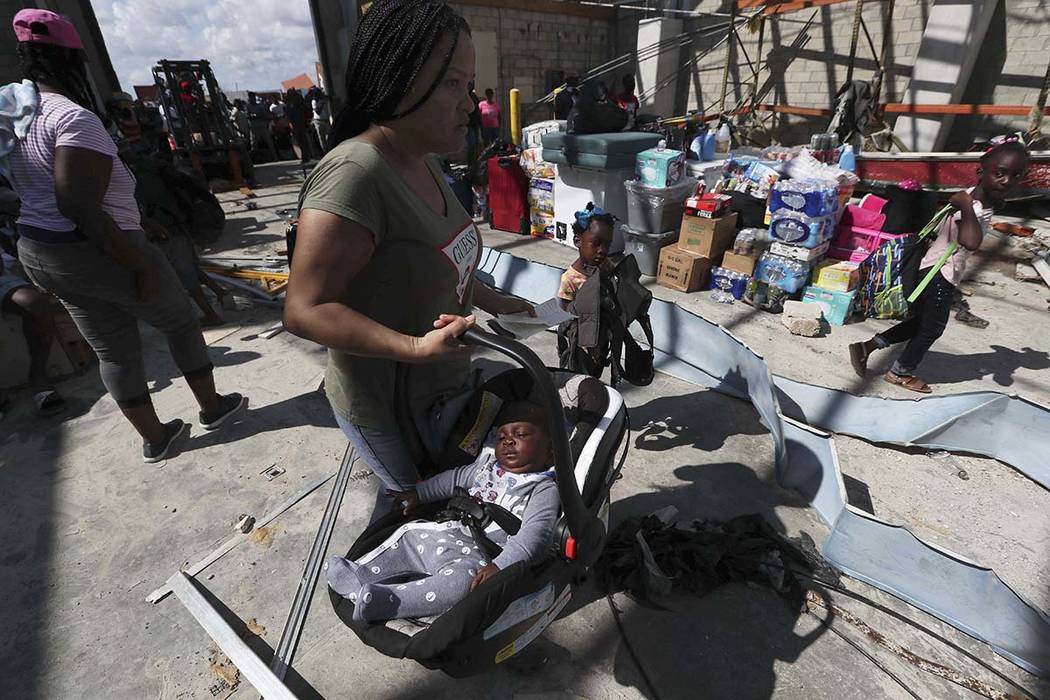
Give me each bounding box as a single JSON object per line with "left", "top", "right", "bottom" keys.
{"left": 738, "top": 0, "right": 850, "bottom": 16}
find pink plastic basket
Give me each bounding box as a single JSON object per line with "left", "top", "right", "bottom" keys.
{"left": 834, "top": 224, "right": 907, "bottom": 252}
{"left": 829, "top": 225, "right": 908, "bottom": 262}
{"left": 828, "top": 245, "right": 875, "bottom": 263}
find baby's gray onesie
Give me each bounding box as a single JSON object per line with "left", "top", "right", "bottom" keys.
{"left": 326, "top": 450, "right": 560, "bottom": 622}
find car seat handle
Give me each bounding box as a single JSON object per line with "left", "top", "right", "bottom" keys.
{"left": 460, "top": 327, "right": 601, "bottom": 555}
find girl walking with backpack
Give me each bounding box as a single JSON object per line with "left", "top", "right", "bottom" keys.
{"left": 848, "top": 139, "right": 1030, "bottom": 393}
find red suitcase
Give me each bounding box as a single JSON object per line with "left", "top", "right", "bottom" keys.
{"left": 486, "top": 155, "right": 529, "bottom": 235}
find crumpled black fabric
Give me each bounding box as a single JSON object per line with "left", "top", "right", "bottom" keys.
{"left": 594, "top": 513, "right": 836, "bottom": 610}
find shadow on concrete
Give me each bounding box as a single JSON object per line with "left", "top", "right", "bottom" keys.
{"left": 629, "top": 389, "right": 768, "bottom": 454}
{"left": 204, "top": 218, "right": 284, "bottom": 255}
{"left": 0, "top": 372, "right": 90, "bottom": 695}
{"left": 918, "top": 345, "right": 1050, "bottom": 388}
{"left": 176, "top": 387, "right": 338, "bottom": 458}
{"left": 148, "top": 343, "right": 263, "bottom": 393}
{"left": 250, "top": 160, "right": 312, "bottom": 189}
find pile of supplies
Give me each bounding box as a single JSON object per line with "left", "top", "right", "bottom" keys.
{"left": 622, "top": 141, "right": 694, "bottom": 277}
{"left": 656, "top": 182, "right": 739, "bottom": 293}
{"left": 742, "top": 177, "right": 839, "bottom": 313}
{"left": 521, "top": 120, "right": 564, "bottom": 239}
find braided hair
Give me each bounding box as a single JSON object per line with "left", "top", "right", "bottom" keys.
{"left": 17, "top": 41, "right": 100, "bottom": 117}
{"left": 328, "top": 0, "right": 470, "bottom": 149}
{"left": 980, "top": 139, "right": 1030, "bottom": 169}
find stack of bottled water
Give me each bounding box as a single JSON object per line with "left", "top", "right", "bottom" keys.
{"left": 754, "top": 252, "right": 810, "bottom": 293}
{"left": 770, "top": 179, "right": 839, "bottom": 217}
{"left": 767, "top": 179, "right": 838, "bottom": 260}
{"left": 710, "top": 266, "right": 749, "bottom": 303}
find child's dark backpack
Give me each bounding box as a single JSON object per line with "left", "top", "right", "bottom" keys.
{"left": 557, "top": 255, "right": 654, "bottom": 387}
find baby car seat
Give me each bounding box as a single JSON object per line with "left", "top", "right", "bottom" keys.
{"left": 329, "top": 328, "right": 628, "bottom": 676}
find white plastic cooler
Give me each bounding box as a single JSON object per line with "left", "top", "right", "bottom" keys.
{"left": 552, "top": 165, "right": 633, "bottom": 253}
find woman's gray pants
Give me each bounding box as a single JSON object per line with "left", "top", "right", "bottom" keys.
{"left": 17, "top": 232, "right": 213, "bottom": 408}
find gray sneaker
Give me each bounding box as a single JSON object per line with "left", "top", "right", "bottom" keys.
{"left": 143, "top": 419, "right": 189, "bottom": 463}
{"left": 199, "top": 393, "right": 248, "bottom": 430}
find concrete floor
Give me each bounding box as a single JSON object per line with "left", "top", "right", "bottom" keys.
{"left": 1, "top": 161, "right": 1047, "bottom": 700}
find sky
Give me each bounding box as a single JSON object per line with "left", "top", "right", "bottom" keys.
{"left": 93, "top": 0, "right": 320, "bottom": 93}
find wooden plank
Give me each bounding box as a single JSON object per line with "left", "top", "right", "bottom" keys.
{"left": 169, "top": 572, "right": 297, "bottom": 700}
{"left": 882, "top": 103, "right": 1050, "bottom": 117}
{"left": 1032, "top": 254, "right": 1050, "bottom": 290}
{"left": 450, "top": 0, "right": 616, "bottom": 20}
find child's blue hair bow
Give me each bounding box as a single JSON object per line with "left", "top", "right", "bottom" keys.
{"left": 574, "top": 205, "right": 608, "bottom": 230}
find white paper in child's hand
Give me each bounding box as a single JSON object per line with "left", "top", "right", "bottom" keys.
{"left": 494, "top": 298, "right": 576, "bottom": 339}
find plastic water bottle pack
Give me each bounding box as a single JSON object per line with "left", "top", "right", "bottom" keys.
{"left": 768, "top": 210, "right": 835, "bottom": 249}
{"left": 755, "top": 252, "right": 810, "bottom": 293}
{"left": 769, "top": 178, "right": 839, "bottom": 217}
{"left": 709, "top": 267, "right": 749, "bottom": 303}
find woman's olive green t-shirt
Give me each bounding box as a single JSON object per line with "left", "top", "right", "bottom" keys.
{"left": 298, "top": 140, "right": 481, "bottom": 430}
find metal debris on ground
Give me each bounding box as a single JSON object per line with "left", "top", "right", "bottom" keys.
{"left": 234, "top": 514, "right": 255, "bottom": 534}
{"left": 261, "top": 465, "right": 285, "bottom": 481}
{"left": 928, "top": 450, "right": 970, "bottom": 480}
{"left": 258, "top": 323, "right": 285, "bottom": 340}
{"left": 805, "top": 591, "right": 1020, "bottom": 700}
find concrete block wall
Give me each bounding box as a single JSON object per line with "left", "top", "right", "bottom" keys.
{"left": 617, "top": 0, "right": 1050, "bottom": 149}
{"left": 449, "top": 2, "right": 619, "bottom": 127}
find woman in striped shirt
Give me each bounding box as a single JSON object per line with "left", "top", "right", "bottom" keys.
{"left": 6, "top": 10, "right": 245, "bottom": 463}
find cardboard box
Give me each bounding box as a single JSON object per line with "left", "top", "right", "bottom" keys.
{"left": 678, "top": 212, "right": 738, "bottom": 263}
{"left": 801, "top": 286, "right": 857, "bottom": 325}
{"left": 769, "top": 240, "right": 830, "bottom": 264}
{"left": 812, "top": 259, "right": 861, "bottom": 292}
{"left": 721, "top": 251, "right": 758, "bottom": 276}
{"left": 657, "top": 245, "right": 712, "bottom": 293}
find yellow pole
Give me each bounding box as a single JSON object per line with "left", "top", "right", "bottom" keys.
{"left": 509, "top": 88, "right": 522, "bottom": 145}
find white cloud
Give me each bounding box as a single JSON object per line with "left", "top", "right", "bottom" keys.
{"left": 94, "top": 0, "right": 319, "bottom": 93}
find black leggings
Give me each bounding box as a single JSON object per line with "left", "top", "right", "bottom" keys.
{"left": 875, "top": 271, "right": 955, "bottom": 376}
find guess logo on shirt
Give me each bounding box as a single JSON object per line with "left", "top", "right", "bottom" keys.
{"left": 439, "top": 221, "right": 481, "bottom": 306}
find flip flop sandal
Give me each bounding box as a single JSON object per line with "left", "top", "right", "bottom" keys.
{"left": 848, "top": 342, "right": 869, "bottom": 377}
{"left": 33, "top": 390, "right": 67, "bottom": 415}
{"left": 883, "top": 372, "right": 932, "bottom": 394}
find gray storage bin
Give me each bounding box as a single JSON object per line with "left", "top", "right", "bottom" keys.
{"left": 625, "top": 177, "right": 697, "bottom": 234}
{"left": 621, "top": 225, "right": 679, "bottom": 276}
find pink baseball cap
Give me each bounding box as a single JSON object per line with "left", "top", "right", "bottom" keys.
{"left": 12, "top": 9, "right": 84, "bottom": 50}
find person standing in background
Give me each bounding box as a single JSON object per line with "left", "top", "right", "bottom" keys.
{"left": 479, "top": 88, "right": 500, "bottom": 144}
{"left": 284, "top": 89, "right": 313, "bottom": 163}
{"left": 614, "top": 74, "right": 639, "bottom": 128}
{"left": 309, "top": 86, "right": 332, "bottom": 152}
{"left": 230, "top": 98, "right": 250, "bottom": 142}
{"left": 247, "top": 94, "right": 277, "bottom": 162}
{"left": 466, "top": 82, "right": 482, "bottom": 162}
{"left": 554, "top": 75, "right": 579, "bottom": 120}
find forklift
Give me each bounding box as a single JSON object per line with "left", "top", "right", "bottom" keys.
{"left": 152, "top": 59, "right": 253, "bottom": 189}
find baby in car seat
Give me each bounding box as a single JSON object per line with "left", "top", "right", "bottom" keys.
{"left": 325, "top": 402, "right": 560, "bottom": 622}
